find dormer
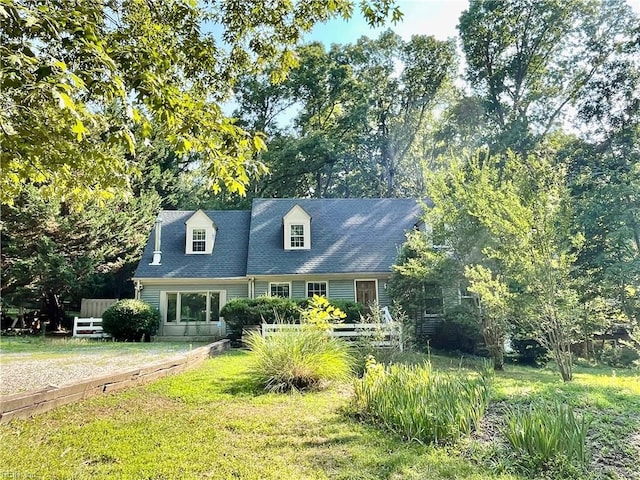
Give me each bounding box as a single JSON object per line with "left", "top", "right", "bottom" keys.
{"left": 283, "top": 204, "right": 311, "bottom": 250}
{"left": 185, "top": 210, "right": 216, "bottom": 254}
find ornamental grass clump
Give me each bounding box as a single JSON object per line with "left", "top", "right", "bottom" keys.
{"left": 245, "top": 328, "right": 353, "bottom": 392}
{"left": 352, "top": 357, "right": 492, "bottom": 444}
{"left": 503, "top": 401, "right": 591, "bottom": 473}
{"left": 246, "top": 297, "right": 352, "bottom": 393}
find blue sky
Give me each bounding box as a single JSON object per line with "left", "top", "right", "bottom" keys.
{"left": 304, "top": 0, "right": 640, "bottom": 46}
{"left": 305, "top": 0, "right": 468, "bottom": 45}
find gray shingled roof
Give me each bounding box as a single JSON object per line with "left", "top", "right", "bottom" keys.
{"left": 246, "top": 198, "right": 422, "bottom": 275}
{"left": 134, "top": 210, "right": 250, "bottom": 279}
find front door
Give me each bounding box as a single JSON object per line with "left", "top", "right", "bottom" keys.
{"left": 355, "top": 280, "right": 377, "bottom": 309}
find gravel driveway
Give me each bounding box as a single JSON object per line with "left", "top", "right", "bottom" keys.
{"left": 0, "top": 344, "right": 202, "bottom": 396}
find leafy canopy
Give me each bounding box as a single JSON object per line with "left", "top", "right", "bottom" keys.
{"left": 0, "top": 0, "right": 401, "bottom": 205}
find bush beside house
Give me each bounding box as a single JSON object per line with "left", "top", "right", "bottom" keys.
{"left": 221, "top": 297, "right": 364, "bottom": 340}
{"left": 102, "top": 299, "right": 160, "bottom": 341}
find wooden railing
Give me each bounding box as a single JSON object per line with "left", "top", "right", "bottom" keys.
{"left": 72, "top": 317, "right": 111, "bottom": 339}
{"left": 261, "top": 322, "right": 403, "bottom": 351}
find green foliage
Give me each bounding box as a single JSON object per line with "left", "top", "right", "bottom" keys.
{"left": 297, "top": 298, "right": 364, "bottom": 323}
{"left": 459, "top": 0, "right": 637, "bottom": 154}
{"left": 509, "top": 338, "right": 550, "bottom": 367}
{"left": 388, "top": 229, "right": 458, "bottom": 324}
{"left": 244, "top": 298, "right": 355, "bottom": 392}
{"left": 430, "top": 304, "right": 482, "bottom": 355}
{"left": 568, "top": 131, "right": 640, "bottom": 336}
{"left": 597, "top": 345, "right": 640, "bottom": 368}
{"left": 299, "top": 295, "right": 346, "bottom": 330}
{"left": 421, "top": 148, "right": 581, "bottom": 380}
{"left": 503, "top": 401, "right": 591, "bottom": 475}
{"left": 245, "top": 328, "right": 353, "bottom": 392}
{"left": 234, "top": 31, "right": 457, "bottom": 198}
{"left": 102, "top": 299, "right": 160, "bottom": 342}
{"left": 220, "top": 297, "right": 299, "bottom": 339}
{"left": 352, "top": 357, "right": 492, "bottom": 444}
{"left": 221, "top": 297, "right": 365, "bottom": 340}
{"left": 1, "top": 0, "right": 401, "bottom": 206}
{"left": 2, "top": 350, "right": 640, "bottom": 479}
{"left": 465, "top": 264, "right": 511, "bottom": 370}
{"left": 0, "top": 185, "right": 159, "bottom": 320}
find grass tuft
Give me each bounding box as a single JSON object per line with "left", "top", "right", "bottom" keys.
{"left": 503, "top": 400, "right": 591, "bottom": 474}
{"left": 245, "top": 328, "right": 353, "bottom": 392}
{"left": 352, "top": 356, "right": 493, "bottom": 444}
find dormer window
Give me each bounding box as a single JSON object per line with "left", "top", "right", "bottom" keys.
{"left": 185, "top": 210, "right": 216, "bottom": 254}
{"left": 283, "top": 204, "right": 311, "bottom": 250}
{"left": 192, "top": 229, "right": 206, "bottom": 252}
{"left": 290, "top": 224, "right": 305, "bottom": 248}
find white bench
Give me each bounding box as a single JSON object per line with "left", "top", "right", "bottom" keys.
{"left": 72, "top": 317, "right": 111, "bottom": 338}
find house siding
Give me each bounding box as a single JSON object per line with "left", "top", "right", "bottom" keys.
{"left": 328, "top": 279, "right": 354, "bottom": 300}
{"left": 252, "top": 277, "right": 392, "bottom": 305}
{"left": 255, "top": 280, "right": 269, "bottom": 297}
{"left": 378, "top": 281, "right": 390, "bottom": 307}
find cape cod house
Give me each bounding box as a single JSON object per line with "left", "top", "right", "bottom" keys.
{"left": 133, "top": 198, "right": 424, "bottom": 341}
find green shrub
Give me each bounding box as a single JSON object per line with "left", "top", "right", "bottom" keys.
{"left": 296, "top": 298, "right": 365, "bottom": 323}
{"left": 503, "top": 401, "right": 591, "bottom": 475}
{"left": 102, "top": 299, "right": 160, "bottom": 341}
{"left": 221, "top": 297, "right": 299, "bottom": 340}
{"left": 598, "top": 344, "right": 639, "bottom": 368}
{"left": 430, "top": 304, "right": 482, "bottom": 354}
{"left": 245, "top": 328, "right": 354, "bottom": 392}
{"left": 352, "top": 357, "right": 492, "bottom": 444}
{"left": 510, "top": 338, "right": 550, "bottom": 366}
{"left": 221, "top": 297, "right": 366, "bottom": 340}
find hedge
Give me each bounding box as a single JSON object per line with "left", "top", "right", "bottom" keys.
{"left": 221, "top": 297, "right": 365, "bottom": 340}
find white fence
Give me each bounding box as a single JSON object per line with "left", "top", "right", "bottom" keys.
{"left": 261, "top": 322, "right": 403, "bottom": 351}
{"left": 73, "top": 317, "right": 111, "bottom": 339}
{"left": 80, "top": 299, "right": 118, "bottom": 318}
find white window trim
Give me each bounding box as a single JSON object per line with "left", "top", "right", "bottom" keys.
{"left": 191, "top": 228, "right": 207, "bottom": 253}
{"left": 185, "top": 226, "right": 216, "bottom": 254}
{"left": 184, "top": 210, "right": 216, "bottom": 255}
{"left": 283, "top": 205, "right": 311, "bottom": 251}
{"left": 306, "top": 281, "right": 328, "bottom": 298}
{"left": 289, "top": 224, "right": 306, "bottom": 249}
{"left": 161, "top": 290, "right": 226, "bottom": 324}
{"left": 269, "top": 282, "right": 292, "bottom": 298}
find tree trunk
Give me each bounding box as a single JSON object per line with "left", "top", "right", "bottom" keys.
{"left": 491, "top": 344, "right": 504, "bottom": 371}
{"left": 482, "top": 318, "right": 505, "bottom": 371}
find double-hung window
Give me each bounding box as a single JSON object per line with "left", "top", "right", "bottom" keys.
{"left": 307, "top": 282, "right": 327, "bottom": 298}
{"left": 192, "top": 229, "right": 206, "bottom": 252}
{"left": 290, "top": 224, "right": 305, "bottom": 248}
{"left": 269, "top": 283, "right": 291, "bottom": 298}
{"left": 424, "top": 283, "right": 444, "bottom": 315}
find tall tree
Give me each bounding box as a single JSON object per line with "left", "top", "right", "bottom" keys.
{"left": 459, "top": 0, "right": 638, "bottom": 155}
{"left": 463, "top": 149, "right": 581, "bottom": 381}
{"left": 233, "top": 31, "right": 457, "bottom": 198}
{"left": 0, "top": 186, "right": 159, "bottom": 326}
{"left": 1, "top": 0, "right": 401, "bottom": 205}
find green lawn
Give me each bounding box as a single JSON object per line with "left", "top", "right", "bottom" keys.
{"left": 0, "top": 350, "right": 638, "bottom": 479}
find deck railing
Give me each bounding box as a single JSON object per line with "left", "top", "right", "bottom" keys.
{"left": 261, "top": 322, "right": 402, "bottom": 351}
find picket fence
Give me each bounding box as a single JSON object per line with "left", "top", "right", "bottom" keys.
{"left": 261, "top": 322, "right": 403, "bottom": 351}
{"left": 72, "top": 317, "right": 111, "bottom": 339}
